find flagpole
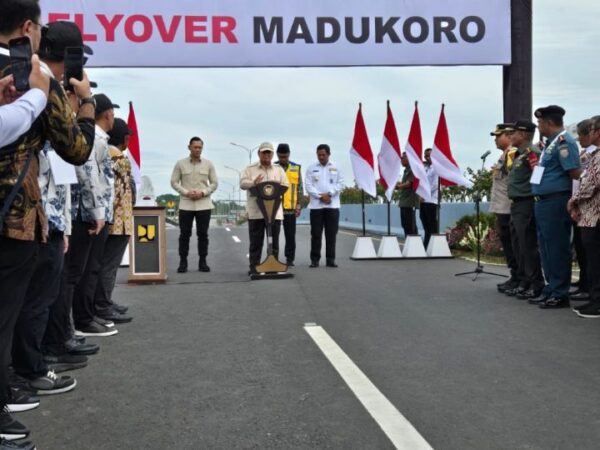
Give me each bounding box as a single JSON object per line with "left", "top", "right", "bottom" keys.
{"left": 386, "top": 199, "right": 391, "bottom": 235}
{"left": 436, "top": 178, "right": 441, "bottom": 234}
{"left": 361, "top": 190, "right": 366, "bottom": 237}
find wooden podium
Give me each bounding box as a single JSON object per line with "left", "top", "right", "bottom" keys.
{"left": 128, "top": 206, "right": 168, "bottom": 283}
{"left": 249, "top": 181, "right": 293, "bottom": 280}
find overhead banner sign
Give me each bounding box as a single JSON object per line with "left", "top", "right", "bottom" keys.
{"left": 39, "top": 0, "right": 511, "bottom": 68}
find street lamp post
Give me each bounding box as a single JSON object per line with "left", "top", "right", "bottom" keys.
{"left": 230, "top": 142, "right": 258, "bottom": 164}
{"left": 224, "top": 165, "right": 243, "bottom": 219}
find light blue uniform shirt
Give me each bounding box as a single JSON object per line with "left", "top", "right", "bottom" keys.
{"left": 531, "top": 131, "right": 580, "bottom": 196}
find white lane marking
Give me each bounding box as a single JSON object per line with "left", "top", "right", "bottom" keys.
{"left": 232, "top": 236, "right": 241, "bottom": 243}
{"left": 304, "top": 325, "right": 433, "bottom": 450}
{"left": 225, "top": 227, "right": 231, "bottom": 232}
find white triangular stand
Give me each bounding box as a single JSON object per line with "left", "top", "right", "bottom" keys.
{"left": 402, "top": 235, "right": 427, "bottom": 258}
{"left": 351, "top": 236, "right": 377, "bottom": 259}
{"left": 120, "top": 243, "right": 130, "bottom": 267}
{"left": 377, "top": 236, "right": 403, "bottom": 258}
{"left": 426, "top": 234, "right": 452, "bottom": 258}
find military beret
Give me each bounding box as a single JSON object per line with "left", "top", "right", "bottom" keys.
{"left": 490, "top": 123, "right": 515, "bottom": 136}
{"left": 534, "top": 105, "right": 566, "bottom": 119}
{"left": 512, "top": 120, "right": 537, "bottom": 133}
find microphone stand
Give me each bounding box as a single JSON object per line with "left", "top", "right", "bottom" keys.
{"left": 455, "top": 152, "right": 508, "bottom": 281}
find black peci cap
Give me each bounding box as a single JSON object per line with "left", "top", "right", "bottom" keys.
{"left": 108, "top": 118, "right": 133, "bottom": 146}
{"left": 39, "top": 21, "right": 93, "bottom": 62}
{"left": 276, "top": 143, "right": 290, "bottom": 154}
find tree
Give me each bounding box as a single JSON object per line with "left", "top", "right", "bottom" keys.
{"left": 441, "top": 167, "right": 493, "bottom": 203}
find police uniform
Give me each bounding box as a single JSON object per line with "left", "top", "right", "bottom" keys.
{"left": 531, "top": 105, "right": 581, "bottom": 307}
{"left": 275, "top": 144, "right": 303, "bottom": 266}
{"left": 490, "top": 124, "right": 520, "bottom": 291}
{"left": 506, "top": 121, "right": 545, "bottom": 298}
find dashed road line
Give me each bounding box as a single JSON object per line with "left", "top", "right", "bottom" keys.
{"left": 232, "top": 236, "right": 241, "bottom": 243}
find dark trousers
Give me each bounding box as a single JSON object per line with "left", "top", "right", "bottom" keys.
{"left": 282, "top": 213, "right": 297, "bottom": 263}
{"left": 496, "top": 213, "right": 519, "bottom": 279}
{"left": 419, "top": 202, "right": 438, "bottom": 248}
{"left": 248, "top": 219, "right": 281, "bottom": 268}
{"left": 535, "top": 195, "right": 572, "bottom": 300}
{"left": 310, "top": 208, "right": 339, "bottom": 263}
{"left": 580, "top": 224, "right": 600, "bottom": 305}
{"left": 509, "top": 199, "right": 545, "bottom": 291}
{"left": 12, "top": 233, "right": 64, "bottom": 379}
{"left": 0, "top": 237, "right": 37, "bottom": 409}
{"left": 179, "top": 209, "right": 211, "bottom": 260}
{"left": 573, "top": 224, "right": 588, "bottom": 291}
{"left": 94, "top": 234, "right": 129, "bottom": 315}
{"left": 71, "top": 221, "right": 109, "bottom": 327}
{"left": 400, "top": 207, "right": 417, "bottom": 237}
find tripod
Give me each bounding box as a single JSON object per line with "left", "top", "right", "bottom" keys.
{"left": 455, "top": 194, "right": 508, "bottom": 281}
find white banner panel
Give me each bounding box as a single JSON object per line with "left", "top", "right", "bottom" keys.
{"left": 39, "top": 0, "right": 511, "bottom": 68}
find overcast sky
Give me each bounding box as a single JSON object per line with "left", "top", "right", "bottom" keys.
{"left": 85, "top": 1, "right": 600, "bottom": 200}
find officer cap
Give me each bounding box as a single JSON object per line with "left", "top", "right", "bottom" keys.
{"left": 276, "top": 143, "right": 290, "bottom": 154}
{"left": 534, "top": 105, "right": 566, "bottom": 120}
{"left": 490, "top": 123, "right": 514, "bottom": 136}
{"left": 512, "top": 120, "right": 537, "bottom": 133}
{"left": 258, "top": 142, "right": 274, "bottom": 153}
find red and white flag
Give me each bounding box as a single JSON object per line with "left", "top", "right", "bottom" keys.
{"left": 431, "top": 105, "right": 472, "bottom": 188}
{"left": 405, "top": 102, "right": 433, "bottom": 203}
{"left": 127, "top": 101, "right": 142, "bottom": 185}
{"left": 377, "top": 101, "right": 402, "bottom": 202}
{"left": 349, "top": 103, "right": 377, "bottom": 197}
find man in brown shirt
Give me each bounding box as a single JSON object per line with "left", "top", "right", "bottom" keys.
{"left": 0, "top": 1, "right": 95, "bottom": 441}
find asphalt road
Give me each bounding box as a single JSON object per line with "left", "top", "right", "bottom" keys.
{"left": 19, "top": 223, "right": 600, "bottom": 450}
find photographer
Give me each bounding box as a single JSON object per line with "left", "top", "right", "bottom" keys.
{"left": 0, "top": 0, "right": 95, "bottom": 445}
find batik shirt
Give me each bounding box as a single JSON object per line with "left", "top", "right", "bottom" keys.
{"left": 0, "top": 50, "right": 94, "bottom": 241}
{"left": 572, "top": 148, "right": 600, "bottom": 228}
{"left": 38, "top": 142, "right": 71, "bottom": 235}
{"left": 108, "top": 145, "right": 134, "bottom": 235}
{"left": 71, "top": 126, "right": 115, "bottom": 223}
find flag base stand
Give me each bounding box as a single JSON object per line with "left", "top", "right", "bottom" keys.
{"left": 351, "top": 237, "right": 377, "bottom": 259}
{"left": 377, "top": 236, "right": 403, "bottom": 258}
{"left": 402, "top": 235, "right": 427, "bottom": 258}
{"left": 426, "top": 234, "right": 453, "bottom": 258}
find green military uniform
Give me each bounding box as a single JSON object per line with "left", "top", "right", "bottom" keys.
{"left": 506, "top": 123, "right": 545, "bottom": 298}
{"left": 398, "top": 167, "right": 419, "bottom": 236}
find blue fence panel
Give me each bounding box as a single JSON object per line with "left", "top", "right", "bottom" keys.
{"left": 298, "top": 202, "right": 490, "bottom": 238}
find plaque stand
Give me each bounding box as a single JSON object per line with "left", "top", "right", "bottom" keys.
{"left": 249, "top": 181, "right": 293, "bottom": 280}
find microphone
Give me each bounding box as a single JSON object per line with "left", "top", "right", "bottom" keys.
{"left": 480, "top": 150, "right": 491, "bottom": 160}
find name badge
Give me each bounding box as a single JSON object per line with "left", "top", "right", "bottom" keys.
{"left": 530, "top": 166, "right": 545, "bottom": 185}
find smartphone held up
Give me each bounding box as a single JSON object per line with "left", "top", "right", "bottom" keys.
{"left": 8, "top": 36, "right": 32, "bottom": 92}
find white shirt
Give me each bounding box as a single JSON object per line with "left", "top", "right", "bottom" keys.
{"left": 0, "top": 88, "right": 47, "bottom": 147}
{"left": 304, "top": 160, "right": 344, "bottom": 209}
{"left": 424, "top": 163, "right": 439, "bottom": 205}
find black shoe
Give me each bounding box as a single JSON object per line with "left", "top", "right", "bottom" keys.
{"left": 28, "top": 371, "right": 76, "bottom": 396}
{"left": 538, "top": 298, "right": 569, "bottom": 309}
{"left": 248, "top": 267, "right": 257, "bottom": 276}
{"left": 92, "top": 316, "right": 115, "bottom": 328}
{"left": 43, "top": 353, "right": 88, "bottom": 373}
{"left": 286, "top": 260, "right": 295, "bottom": 267}
{"left": 65, "top": 339, "right": 99, "bottom": 356}
{"left": 572, "top": 301, "right": 594, "bottom": 313}
{"left": 97, "top": 311, "right": 133, "bottom": 324}
{"left": 0, "top": 409, "right": 29, "bottom": 441}
{"left": 0, "top": 437, "right": 36, "bottom": 449}
{"left": 326, "top": 261, "right": 338, "bottom": 268}
{"left": 198, "top": 260, "right": 210, "bottom": 272}
{"left": 575, "top": 303, "right": 600, "bottom": 319}
{"left": 309, "top": 261, "right": 319, "bottom": 268}
{"left": 6, "top": 388, "right": 39, "bottom": 413}
{"left": 497, "top": 279, "right": 519, "bottom": 293}
{"left": 570, "top": 291, "right": 590, "bottom": 301}
{"left": 528, "top": 294, "right": 549, "bottom": 305}
{"left": 72, "top": 335, "right": 86, "bottom": 344}
{"left": 505, "top": 287, "right": 526, "bottom": 297}
{"left": 112, "top": 303, "right": 129, "bottom": 314}
{"left": 74, "top": 321, "right": 118, "bottom": 337}
{"left": 177, "top": 259, "right": 188, "bottom": 273}
{"left": 516, "top": 289, "right": 541, "bottom": 300}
